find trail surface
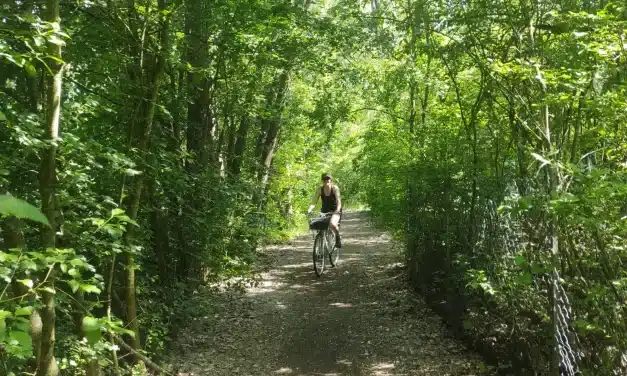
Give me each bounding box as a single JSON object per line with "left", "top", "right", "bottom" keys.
{"left": 169, "top": 211, "right": 487, "bottom": 376}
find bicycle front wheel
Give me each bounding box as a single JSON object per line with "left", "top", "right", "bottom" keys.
{"left": 327, "top": 231, "right": 340, "bottom": 267}
{"left": 313, "top": 231, "right": 325, "bottom": 277}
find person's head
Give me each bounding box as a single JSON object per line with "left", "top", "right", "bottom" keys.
{"left": 321, "top": 172, "right": 332, "bottom": 186}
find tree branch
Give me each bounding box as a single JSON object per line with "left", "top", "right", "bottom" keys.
{"left": 114, "top": 336, "right": 173, "bottom": 375}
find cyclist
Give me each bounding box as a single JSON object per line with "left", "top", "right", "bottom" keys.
{"left": 307, "top": 172, "right": 342, "bottom": 248}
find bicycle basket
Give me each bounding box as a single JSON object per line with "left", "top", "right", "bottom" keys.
{"left": 309, "top": 217, "right": 330, "bottom": 230}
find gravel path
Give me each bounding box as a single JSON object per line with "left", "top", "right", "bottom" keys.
{"left": 169, "top": 211, "right": 488, "bottom": 376}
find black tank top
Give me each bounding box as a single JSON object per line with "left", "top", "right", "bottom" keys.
{"left": 321, "top": 185, "right": 338, "bottom": 213}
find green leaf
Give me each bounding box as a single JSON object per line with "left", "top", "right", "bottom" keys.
{"left": 47, "top": 35, "right": 66, "bottom": 46}
{"left": 124, "top": 168, "right": 142, "bottom": 176}
{"left": 18, "top": 279, "right": 33, "bottom": 289}
{"left": 33, "top": 36, "right": 45, "bottom": 47}
{"left": 67, "top": 279, "right": 80, "bottom": 293}
{"left": 109, "top": 325, "right": 134, "bottom": 336}
{"left": 116, "top": 215, "right": 138, "bottom": 227}
{"left": 82, "top": 316, "right": 102, "bottom": 344}
{"left": 41, "top": 286, "right": 55, "bottom": 294}
{"left": 70, "top": 258, "right": 86, "bottom": 267}
{"left": 574, "top": 319, "right": 597, "bottom": 332}
{"left": 0, "top": 111, "right": 6, "bottom": 121}
{"left": 82, "top": 316, "right": 100, "bottom": 331}
{"left": 9, "top": 330, "right": 32, "bottom": 349}
{"left": 515, "top": 255, "right": 526, "bottom": 266}
{"left": 21, "top": 259, "right": 37, "bottom": 270}
{"left": 0, "top": 310, "right": 13, "bottom": 320}
{"left": 80, "top": 284, "right": 101, "bottom": 294}
{"left": 68, "top": 268, "right": 80, "bottom": 277}
{"left": 0, "top": 318, "right": 6, "bottom": 341}
{"left": 24, "top": 62, "right": 37, "bottom": 77}
{"left": 14, "top": 307, "right": 32, "bottom": 317}
{"left": 516, "top": 273, "right": 533, "bottom": 285}
{"left": 0, "top": 195, "right": 50, "bottom": 226}
{"left": 111, "top": 208, "right": 125, "bottom": 217}
{"left": 462, "top": 319, "right": 474, "bottom": 330}
{"left": 531, "top": 262, "right": 547, "bottom": 274}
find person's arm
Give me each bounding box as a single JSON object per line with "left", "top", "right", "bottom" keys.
{"left": 334, "top": 185, "right": 342, "bottom": 213}
{"left": 308, "top": 188, "right": 320, "bottom": 213}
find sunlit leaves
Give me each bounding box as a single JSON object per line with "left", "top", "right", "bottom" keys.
{"left": 350, "top": 0, "right": 627, "bottom": 373}
{"left": 82, "top": 316, "right": 102, "bottom": 344}
{"left": 0, "top": 195, "right": 50, "bottom": 226}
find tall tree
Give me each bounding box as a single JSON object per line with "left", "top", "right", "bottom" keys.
{"left": 36, "top": 0, "right": 64, "bottom": 374}
{"left": 120, "top": 0, "right": 171, "bottom": 356}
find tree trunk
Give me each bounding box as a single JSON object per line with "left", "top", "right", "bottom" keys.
{"left": 230, "top": 116, "right": 250, "bottom": 177}
{"left": 37, "top": 0, "right": 63, "bottom": 374}
{"left": 225, "top": 115, "right": 237, "bottom": 171}
{"left": 253, "top": 118, "right": 270, "bottom": 171}
{"left": 148, "top": 178, "right": 169, "bottom": 284}
{"left": 185, "top": 0, "right": 214, "bottom": 172}
{"left": 257, "top": 70, "right": 289, "bottom": 199}
{"left": 122, "top": 0, "right": 170, "bottom": 359}
{"left": 253, "top": 72, "right": 285, "bottom": 172}
{"left": 71, "top": 292, "right": 101, "bottom": 376}
{"left": 226, "top": 62, "right": 262, "bottom": 178}
{"left": 405, "top": 0, "right": 417, "bottom": 278}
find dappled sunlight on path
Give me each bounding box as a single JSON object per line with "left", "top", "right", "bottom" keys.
{"left": 169, "top": 212, "right": 487, "bottom": 376}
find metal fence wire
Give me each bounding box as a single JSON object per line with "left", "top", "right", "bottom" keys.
{"left": 552, "top": 270, "right": 582, "bottom": 376}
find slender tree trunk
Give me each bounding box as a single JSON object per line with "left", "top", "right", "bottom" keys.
{"left": 105, "top": 255, "right": 122, "bottom": 376}
{"left": 225, "top": 115, "right": 237, "bottom": 170}
{"left": 258, "top": 124, "right": 279, "bottom": 201}
{"left": 148, "top": 178, "right": 169, "bottom": 283}
{"left": 71, "top": 292, "right": 100, "bottom": 376}
{"left": 253, "top": 71, "right": 285, "bottom": 174}
{"left": 254, "top": 118, "right": 270, "bottom": 170}
{"left": 444, "top": 57, "right": 485, "bottom": 252}
{"left": 228, "top": 63, "right": 262, "bottom": 177}
{"left": 257, "top": 70, "right": 289, "bottom": 201}
{"left": 185, "top": 0, "right": 214, "bottom": 172}
{"left": 36, "top": 1, "right": 63, "bottom": 375}
{"left": 230, "top": 117, "right": 250, "bottom": 177}
{"left": 122, "top": 0, "right": 170, "bottom": 358}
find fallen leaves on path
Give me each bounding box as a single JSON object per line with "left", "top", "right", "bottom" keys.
{"left": 167, "top": 212, "right": 491, "bottom": 376}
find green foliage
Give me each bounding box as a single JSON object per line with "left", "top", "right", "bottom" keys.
{"left": 7, "top": 0, "right": 626, "bottom": 373}
{"left": 351, "top": 0, "right": 627, "bottom": 374}
{"left": 1, "top": 0, "right": 368, "bottom": 374}
{"left": 0, "top": 195, "right": 49, "bottom": 227}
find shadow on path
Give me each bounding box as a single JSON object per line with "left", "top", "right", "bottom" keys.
{"left": 169, "top": 211, "right": 486, "bottom": 376}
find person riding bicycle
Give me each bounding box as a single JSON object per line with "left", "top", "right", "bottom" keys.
{"left": 307, "top": 172, "right": 342, "bottom": 248}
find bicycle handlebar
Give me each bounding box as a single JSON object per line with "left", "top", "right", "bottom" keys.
{"left": 307, "top": 211, "right": 336, "bottom": 217}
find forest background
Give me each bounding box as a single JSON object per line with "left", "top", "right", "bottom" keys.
{"left": 1, "top": 0, "right": 626, "bottom": 375}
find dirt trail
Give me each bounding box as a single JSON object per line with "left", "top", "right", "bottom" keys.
{"left": 169, "top": 211, "right": 487, "bottom": 376}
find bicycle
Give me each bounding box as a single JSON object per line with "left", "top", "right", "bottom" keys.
{"left": 308, "top": 212, "right": 341, "bottom": 277}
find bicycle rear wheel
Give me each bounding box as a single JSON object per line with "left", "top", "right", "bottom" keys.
{"left": 313, "top": 231, "right": 325, "bottom": 277}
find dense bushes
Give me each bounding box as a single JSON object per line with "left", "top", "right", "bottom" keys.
{"left": 355, "top": 1, "right": 627, "bottom": 374}
{"left": 0, "top": 0, "right": 358, "bottom": 374}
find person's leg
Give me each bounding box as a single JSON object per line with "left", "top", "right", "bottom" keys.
{"left": 330, "top": 213, "right": 341, "bottom": 247}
